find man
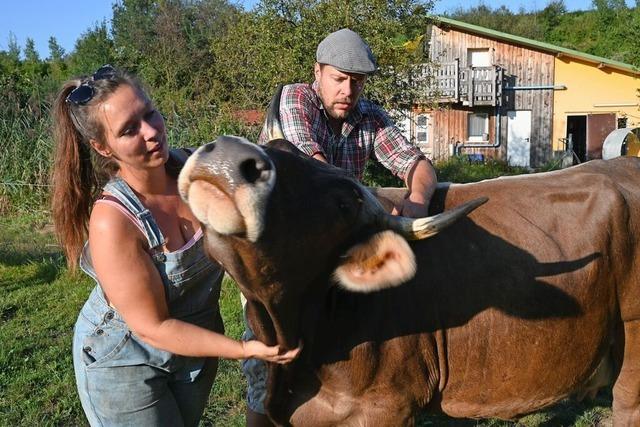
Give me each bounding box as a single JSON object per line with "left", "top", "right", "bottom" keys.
{"left": 258, "top": 27, "right": 437, "bottom": 217}
{"left": 245, "top": 28, "right": 438, "bottom": 426}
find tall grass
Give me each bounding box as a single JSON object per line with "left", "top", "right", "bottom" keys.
{"left": 0, "top": 107, "right": 53, "bottom": 213}
{"left": 164, "top": 106, "right": 262, "bottom": 149}
{"left": 0, "top": 108, "right": 52, "bottom": 184}
{"left": 0, "top": 106, "right": 263, "bottom": 214}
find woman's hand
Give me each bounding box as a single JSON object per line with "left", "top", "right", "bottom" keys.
{"left": 242, "top": 340, "right": 301, "bottom": 364}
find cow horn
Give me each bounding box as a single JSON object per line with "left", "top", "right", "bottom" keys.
{"left": 383, "top": 197, "right": 488, "bottom": 240}
{"left": 264, "top": 84, "right": 285, "bottom": 141}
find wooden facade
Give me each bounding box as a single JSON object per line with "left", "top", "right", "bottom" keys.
{"left": 404, "top": 19, "right": 556, "bottom": 167}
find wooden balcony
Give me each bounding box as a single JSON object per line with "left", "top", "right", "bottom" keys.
{"left": 408, "top": 60, "right": 503, "bottom": 107}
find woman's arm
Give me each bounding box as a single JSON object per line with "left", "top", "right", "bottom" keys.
{"left": 88, "top": 203, "right": 299, "bottom": 363}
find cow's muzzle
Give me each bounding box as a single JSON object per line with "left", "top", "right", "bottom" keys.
{"left": 197, "top": 136, "right": 274, "bottom": 188}
{"left": 178, "top": 136, "right": 276, "bottom": 241}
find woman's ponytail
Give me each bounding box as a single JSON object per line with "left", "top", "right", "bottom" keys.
{"left": 51, "top": 82, "right": 98, "bottom": 270}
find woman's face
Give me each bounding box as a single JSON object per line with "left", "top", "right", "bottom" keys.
{"left": 93, "top": 84, "right": 168, "bottom": 171}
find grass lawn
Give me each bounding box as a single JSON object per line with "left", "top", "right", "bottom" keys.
{"left": 0, "top": 211, "right": 613, "bottom": 426}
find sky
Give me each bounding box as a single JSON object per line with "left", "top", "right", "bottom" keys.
{"left": 0, "top": 0, "right": 633, "bottom": 59}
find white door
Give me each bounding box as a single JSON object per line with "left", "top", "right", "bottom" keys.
{"left": 507, "top": 110, "right": 531, "bottom": 167}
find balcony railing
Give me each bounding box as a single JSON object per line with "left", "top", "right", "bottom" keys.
{"left": 407, "top": 60, "right": 503, "bottom": 107}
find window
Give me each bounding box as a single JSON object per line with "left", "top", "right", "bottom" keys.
{"left": 390, "top": 109, "right": 412, "bottom": 142}
{"left": 618, "top": 117, "right": 628, "bottom": 129}
{"left": 468, "top": 48, "right": 491, "bottom": 67}
{"left": 414, "top": 114, "right": 429, "bottom": 146}
{"left": 468, "top": 113, "right": 489, "bottom": 142}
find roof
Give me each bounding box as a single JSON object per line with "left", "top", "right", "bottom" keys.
{"left": 432, "top": 16, "right": 640, "bottom": 75}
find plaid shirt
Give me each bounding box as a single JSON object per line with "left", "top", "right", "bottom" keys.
{"left": 258, "top": 82, "right": 424, "bottom": 182}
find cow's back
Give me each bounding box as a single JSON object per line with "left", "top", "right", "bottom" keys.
{"left": 418, "top": 157, "right": 640, "bottom": 418}
{"left": 562, "top": 158, "right": 640, "bottom": 321}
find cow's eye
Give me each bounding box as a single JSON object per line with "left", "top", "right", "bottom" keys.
{"left": 334, "top": 194, "right": 359, "bottom": 221}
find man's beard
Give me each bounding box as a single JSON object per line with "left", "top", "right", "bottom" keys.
{"left": 318, "top": 87, "right": 353, "bottom": 120}
{"left": 326, "top": 101, "right": 352, "bottom": 120}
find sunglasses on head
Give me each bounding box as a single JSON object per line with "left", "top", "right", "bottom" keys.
{"left": 66, "top": 65, "right": 118, "bottom": 105}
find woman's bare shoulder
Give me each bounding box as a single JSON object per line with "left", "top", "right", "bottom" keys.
{"left": 89, "top": 199, "right": 146, "bottom": 247}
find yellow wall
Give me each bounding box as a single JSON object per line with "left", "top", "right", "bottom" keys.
{"left": 552, "top": 57, "right": 640, "bottom": 151}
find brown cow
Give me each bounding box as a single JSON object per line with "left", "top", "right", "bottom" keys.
{"left": 178, "top": 136, "right": 640, "bottom": 426}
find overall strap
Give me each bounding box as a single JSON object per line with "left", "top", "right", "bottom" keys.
{"left": 103, "top": 176, "right": 165, "bottom": 252}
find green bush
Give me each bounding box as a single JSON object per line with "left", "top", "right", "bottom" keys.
{"left": 435, "top": 155, "right": 530, "bottom": 183}
{"left": 362, "top": 160, "right": 404, "bottom": 187}
{"left": 362, "top": 155, "right": 533, "bottom": 189}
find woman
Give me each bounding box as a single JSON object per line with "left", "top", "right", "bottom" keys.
{"left": 51, "top": 65, "right": 299, "bottom": 426}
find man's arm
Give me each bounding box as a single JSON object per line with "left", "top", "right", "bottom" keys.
{"left": 371, "top": 108, "right": 437, "bottom": 217}
{"left": 258, "top": 84, "right": 327, "bottom": 160}
{"left": 391, "top": 159, "right": 437, "bottom": 218}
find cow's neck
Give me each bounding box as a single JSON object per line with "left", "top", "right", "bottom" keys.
{"left": 265, "top": 280, "right": 445, "bottom": 423}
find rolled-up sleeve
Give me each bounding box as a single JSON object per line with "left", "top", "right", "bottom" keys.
{"left": 372, "top": 109, "right": 425, "bottom": 182}
{"left": 279, "top": 85, "right": 326, "bottom": 158}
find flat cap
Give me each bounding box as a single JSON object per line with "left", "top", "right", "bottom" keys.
{"left": 316, "top": 28, "right": 377, "bottom": 75}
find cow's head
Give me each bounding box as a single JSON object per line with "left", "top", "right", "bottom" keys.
{"left": 178, "top": 135, "right": 485, "bottom": 351}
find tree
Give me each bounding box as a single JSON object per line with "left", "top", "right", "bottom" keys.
{"left": 48, "top": 37, "right": 65, "bottom": 62}
{"left": 209, "top": 0, "right": 435, "bottom": 109}
{"left": 22, "top": 37, "right": 48, "bottom": 95}
{"left": 6, "top": 32, "right": 21, "bottom": 62}
{"left": 539, "top": 1, "right": 567, "bottom": 34}
{"left": 591, "top": 0, "right": 633, "bottom": 62}
{"left": 448, "top": 1, "right": 638, "bottom": 67}
{"left": 24, "top": 38, "right": 39, "bottom": 63}
{"left": 45, "top": 36, "right": 67, "bottom": 81}
{"left": 67, "top": 21, "right": 116, "bottom": 76}
{"left": 111, "top": 0, "right": 238, "bottom": 114}
{"left": 111, "top": 0, "right": 159, "bottom": 71}
{"left": 628, "top": 1, "right": 640, "bottom": 66}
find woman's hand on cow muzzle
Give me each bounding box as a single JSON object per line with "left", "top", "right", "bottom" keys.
{"left": 242, "top": 340, "right": 302, "bottom": 364}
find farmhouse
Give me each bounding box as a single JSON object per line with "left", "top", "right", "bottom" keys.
{"left": 398, "top": 17, "right": 640, "bottom": 168}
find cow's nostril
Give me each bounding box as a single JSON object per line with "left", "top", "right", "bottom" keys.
{"left": 240, "top": 158, "right": 271, "bottom": 184}
{"left": 203, "top": 142, "right": 216, "bottom": 152}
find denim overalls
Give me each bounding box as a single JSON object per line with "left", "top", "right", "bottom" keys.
{"left": 72, "top": 175, "right": 224, "bottom": 427}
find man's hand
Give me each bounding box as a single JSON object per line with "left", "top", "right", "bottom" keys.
{"left": 312, "top": 152, "right": 328, "bottom": 163}
{"left": 392, "top": 191, "right": 430, "bottom": 218}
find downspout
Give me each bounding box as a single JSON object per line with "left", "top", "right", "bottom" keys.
{"left": 456, "top": 68, "right": 505, "bottom": 151}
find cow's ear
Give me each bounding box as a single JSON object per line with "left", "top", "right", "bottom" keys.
{"left": 334, "top": 231, "right": 416, "bottom": 292}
